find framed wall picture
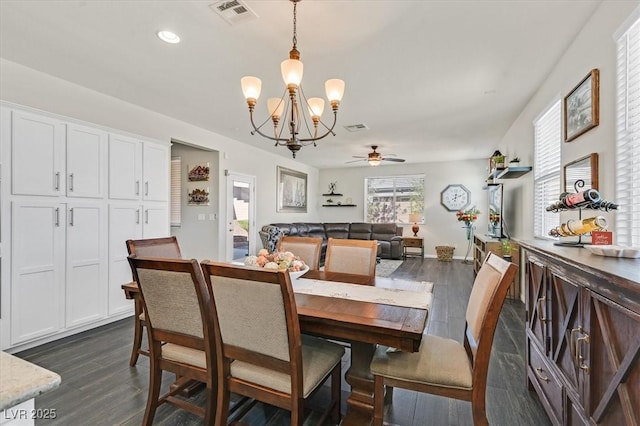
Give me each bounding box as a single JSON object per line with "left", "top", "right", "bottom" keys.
{"left": 188, "top": 163, "right": 210, "bottom": 181}
{"left": 188, "top": 187, "right": 209, "bottom": 205}
{"left": 563, "top": 69, "right": 599, "bottom": 142}
{"left": 277, "top": 166, "right": 307, "bottom": 212}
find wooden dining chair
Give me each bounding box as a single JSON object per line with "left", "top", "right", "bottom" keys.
{"left": 370, "top": 252, "right": 517, "bottom": 426}
{"left": 276, "top": 236, "right": 323, "bottom": 270}
{"left": 201, "top": 261, "right": 345, "bottom": 426}
{"left": 126, "top": 237, "right": 182, "bottom": 366}
{"left": 324, "top": 238, "right": 378, "bottom": 277}
{"left": 127, "top": 256, "right": 217, "bottom": 425}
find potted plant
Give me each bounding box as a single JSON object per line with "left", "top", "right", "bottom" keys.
{"left": 326, "top": 198, "right": 333, "bottom": 204}
{"left": 493, "top": 154, "right": 506, "bottom": 169}
{"left": 501, "top": 239, "right": 513, "bottom": 258}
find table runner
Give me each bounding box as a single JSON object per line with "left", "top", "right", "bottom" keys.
{"left": 293, "top": 278, "right": 433, "bottom": 310}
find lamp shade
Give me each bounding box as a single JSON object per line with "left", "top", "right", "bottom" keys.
{"left": 325, "top": 79, "right": 345, "bottom": 102}
{"left": 241, "top": 76, "right": 261, "bottom": 100}
{"left": 409, "top": 213, "right": 422, "bottom": 223}
{"left": 267, "top": 98, "right": 285, "bottom": 118}
{"left": 281, "top": 59, "right": 304, "bottom": 86}
{"left": 368, "top": 159, "right": 381, "bottom": 167}
{"left": 307, "top": 98, "right": 325, "bottom": 118}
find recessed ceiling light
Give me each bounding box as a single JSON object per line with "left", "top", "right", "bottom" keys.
{"left": 157, "top": 30, "right": 180, "bottom": 44}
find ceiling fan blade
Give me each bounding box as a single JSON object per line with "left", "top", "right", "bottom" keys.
{"left": 383, "top": 153, "right": 398, "bottom": 157}
{"left": 345, "top": 159, "right": 366, "bottom": 163}
{"left": 351, "top": 155, "right": 367, "bottom": 158}
{"left": 382, "top": 157, "right": 406, "bottom": 162}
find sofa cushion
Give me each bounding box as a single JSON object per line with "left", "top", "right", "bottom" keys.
{"left": 371, "top": 223, "right": 401, "bottom": 240}
{"left": 324, "top": 223, "right": 350, "bottom": 240}
{"left": 349, "top": 223, "right": 372, "bottom": 240}
{"left": 270, "top": 223, "right": 302, "bottom": 237}
{"left": 304, "top": 223, "right": 327, "bottom": 240}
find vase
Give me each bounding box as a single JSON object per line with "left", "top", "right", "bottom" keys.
{"left": 464, "top": 223, "right": 473, "bottom": 240}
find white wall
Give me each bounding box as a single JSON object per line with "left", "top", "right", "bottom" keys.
{"left": 319, "top": 159, "right": 488, "bottom": 258}
{"left": 497, "top": 1, "right": 638, "bottom": 241}
{"left": 0, "top": 59, "right": 321, "bottom": 260}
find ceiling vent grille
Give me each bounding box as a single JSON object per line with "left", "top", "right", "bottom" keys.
{"left": 210, "top": 1, "right": 258, "bottom": 25}
{"left": 344, "top": 124, "right": 370, "bottom": 132}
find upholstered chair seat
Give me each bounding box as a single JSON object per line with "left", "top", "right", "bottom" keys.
{"left": 370, "top": 334, "right": 472, "bottom": 390}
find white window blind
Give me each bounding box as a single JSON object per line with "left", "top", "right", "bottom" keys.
{"left": 615, "top": 12, "right": 640, "bottom": 247}
{"left": 170, "top": 158, "right": 181, "bottom": 226}
{"left": 365, "top": 175, "right": 424, "bottom": 223}
{"left": 533, "top": 100, "right": 562, "bottom": 238}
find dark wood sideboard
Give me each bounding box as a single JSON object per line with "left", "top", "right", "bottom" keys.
{"left": 520, "top": 240, "right": 640, "bottom": 426}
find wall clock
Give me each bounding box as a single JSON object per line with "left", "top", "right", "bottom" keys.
{"left": 440, "top": 184, "right": 471, "bottom": 211}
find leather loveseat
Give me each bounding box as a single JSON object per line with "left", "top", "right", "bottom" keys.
{"left": 259, "top": 222, "right": 404, "bottom": 263}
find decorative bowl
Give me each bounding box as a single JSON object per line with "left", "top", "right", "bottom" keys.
{"left": 288, "top": 265, "right": 310, "bottom": 280}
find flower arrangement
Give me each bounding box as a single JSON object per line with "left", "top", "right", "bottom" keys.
{"left": 489, "top": 208, "right": 500, "bottom": 226}
{"left": 456, "top": 207, "right": 480, "bottom": 226}
{"left": 244, "top": 249, "right": 307, "bottom": 272}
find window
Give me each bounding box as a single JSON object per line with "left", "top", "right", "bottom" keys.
{"left": 365, "top": 175, "right": 424, "bottom": 223}
{"left": 533, "top": 99, "right": 562, "bottom": 239}
{"left": 170, "top": 158, "right": 181, "bottom": 226}
{"left": 615, "top": 11, "right": 640, "bottom": 247}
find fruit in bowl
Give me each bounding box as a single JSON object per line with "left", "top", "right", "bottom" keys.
{"left": 244, "top": 249, "right": 308, "bottom": 279}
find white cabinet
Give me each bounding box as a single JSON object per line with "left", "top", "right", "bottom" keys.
{"left": 10, "top": 201, "right": 65, "bottom": 344}
{"left": 11, "top": 110, "right": 65, "bottom": 197}
{"left": 65, "top": 202, "right": 107, "bottom": 327}
{"left": 66, "top": 124, "right": 107, "bottom": 199}
{"left": 108, "top": 134, "right": 169, "bottom": 202}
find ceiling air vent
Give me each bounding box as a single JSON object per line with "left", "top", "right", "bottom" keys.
{"left": 344, "top": 124, "right": 370, "bottom": 132}
{"left": 210, "top": 0, "right": 258, "bottom": 25}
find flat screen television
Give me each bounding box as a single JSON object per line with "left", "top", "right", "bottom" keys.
{"left": 487, "top": 183, "right": 503, "bottom": 238}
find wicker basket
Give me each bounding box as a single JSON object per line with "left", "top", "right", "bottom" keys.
{"left": 435, "top": 245, "right": 455, "bottom": 261}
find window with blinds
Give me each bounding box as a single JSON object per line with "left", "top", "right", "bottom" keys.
{"left": 365, "top": 175, "right": 424, "bottom": 223}
{"left": 170, "top": 158, "right": 182, "bottom": 226}
{"left": 533, "top": 100, "right": 562, "bottom": 239}
{"left": 615, "top": 12, "right": 640, "bottom": 247}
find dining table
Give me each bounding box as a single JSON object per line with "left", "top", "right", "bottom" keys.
{"left": 122, "top": 268, "right": 431, "bottom": 425}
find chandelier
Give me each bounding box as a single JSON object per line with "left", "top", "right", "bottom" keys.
{"left": 240, "top": 0, "right": 345, "bottom": 158}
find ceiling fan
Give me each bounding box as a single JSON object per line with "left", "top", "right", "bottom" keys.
{"left": 346, "top": 145, "right": 406, "bottom": 167}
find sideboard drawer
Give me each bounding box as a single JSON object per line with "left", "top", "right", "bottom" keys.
{"left": 528, "top": 340, "right": 563, "bottom": 426}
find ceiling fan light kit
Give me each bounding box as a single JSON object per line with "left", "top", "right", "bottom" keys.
{"left": 240, "top": 0, "right": 345, "bottom": 158}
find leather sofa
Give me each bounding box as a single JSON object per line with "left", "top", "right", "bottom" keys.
{"left": 260, "top": 222, "right": 404, "bottom": 262}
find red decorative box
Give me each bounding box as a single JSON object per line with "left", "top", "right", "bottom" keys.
{"left": 591, "top": 231, "right": 613, "bottom": 245}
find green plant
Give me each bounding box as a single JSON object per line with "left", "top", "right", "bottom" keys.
{"left": 237, "top": 219, "right": 250, "bottom": 232}
{"left": 501, "top": 239, "right": 512, "bottom": 257}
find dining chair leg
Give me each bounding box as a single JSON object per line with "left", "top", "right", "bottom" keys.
{"left": 215, "top": 385, "right": 231, "bottom": 426}
{"left": 129, "top": 299, "right": 144, "bottom": 367}
{"left": 471, "top": 397, "right": 489, "bottom": 426}
{"left": 291, "top": 397, "right": 304, "bottom": 426}
{"left": 142, "top": 355, "right": 162, "bottom": 426}
{"left": 373, "top": 375, "right": 385, "bottom": 426}
{"left": 330, "top": 363, "right": 341, "bottom": 424}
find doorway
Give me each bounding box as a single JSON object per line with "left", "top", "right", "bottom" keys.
{"left": 226, "top": 172, "right": 256, "bottom": 262}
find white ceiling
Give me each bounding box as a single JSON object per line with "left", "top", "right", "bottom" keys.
{"left": 0, "top": 0, "right": 602, "bottom": 169}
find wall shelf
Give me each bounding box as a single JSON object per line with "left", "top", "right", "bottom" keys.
{"left": 487, "top": 166, "right": 532, "bottom": 181}
{"left": 322, "top": 204, "right": 356, "bottom": 207}
{"left": 322, "top": 193, "right": 343, "bottom": 196}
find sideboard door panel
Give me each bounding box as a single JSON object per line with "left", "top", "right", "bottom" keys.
{"left": 526, "top": 256, "right": 548, "bottom": 353}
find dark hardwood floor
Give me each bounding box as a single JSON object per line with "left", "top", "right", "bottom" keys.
{"left": 17, "top": 258, "right": 551, "bottom": 425}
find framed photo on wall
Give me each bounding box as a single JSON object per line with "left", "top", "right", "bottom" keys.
{"left": 277, "top": 166, "right": 307, "bottom": 212}
{"left": 563, "top": 69, "right": 599, "bottom": 142}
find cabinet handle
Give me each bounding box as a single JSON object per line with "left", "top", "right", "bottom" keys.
{"left": 534, "top": 367, "right": 550, "bottom": 382}
{"left": 69, "top": 173, "right": 74, "bottom": 192}
{"left": 136, "top": 209, "right": 140, "bottom": 224}
{"left": 69, "top": 208, "right": 74, "bottom": 226}
{"left": 54, "top": 207, "right": 60, "bottom": 227}
{"left": 145, "top": 181, "right": 149, "bottom": 196}
{"left": 536, "top": 296, "right": 548, "bottom": 322}
{"left": 55, "top": 172, "right": 60, "bottom": 191}
{"left": 576, "top": 333, "right": 590, "bottom": 373}
{"left": 135, "top": 180, "right": 140, "bottom": 196}
{"left": 570, "top": 326, "right": 582, "bottom": 364}
{"left": 145, "top": 209, "right": 149, "bottom": 224}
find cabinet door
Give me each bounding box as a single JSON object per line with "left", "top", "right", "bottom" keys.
{"left": 548, "top": 267, "right": 582, "bottom": 399}
{"left": 11, "top": 110, "right": 65, "bottom": 196}
{"left": 65, "top": 203, "right": 107, "bottom": 327}
{"left": 526, "top": 255, "right": 549, "bottom": 353}
{"left": 66, "top": 124, "right": 107, "bottom": 198}
{"left": 586, "top": 291, "right": 640, "bottom": 425}
{"left": 142, "top": 204, "right": 169, "bottom": 239}
{"left": 11, "top": 201, "right": 65, "bottom": 344}
{"left": 142, "top": 142, "right": 169, "bottom": 202}
{"left": 108, "top": 203, "right": 141, "bottom": 316}
{"left": 108, "top": 134, "right": 142, "bottom": 200}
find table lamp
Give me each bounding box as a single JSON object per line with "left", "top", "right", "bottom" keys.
{"left": 409, "top": 213, "right": 422, "bottom": 237}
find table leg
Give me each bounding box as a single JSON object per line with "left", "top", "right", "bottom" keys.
{"left": 342, "top": 341, "right": 376, "bottom": 425}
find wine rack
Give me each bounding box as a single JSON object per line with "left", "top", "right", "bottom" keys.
{"left": 546, "top": 180, "right": 617, "bottom": 247}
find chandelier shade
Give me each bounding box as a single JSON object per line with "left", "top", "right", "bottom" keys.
{"left": 240, "top": 0, "right": 345, "bottom": 158}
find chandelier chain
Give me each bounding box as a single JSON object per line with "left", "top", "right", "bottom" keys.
{"left": 292, "top": 1, "right": 297, "bottom": 50}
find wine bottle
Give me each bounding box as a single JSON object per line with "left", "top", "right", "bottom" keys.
{"left": 548, "top": 216, "right": 607, "bottom": 237}
{"left": 591, "top": 199, "right": 618, "bottom": 211}
{"left": 545, "top": 189, "right": 602, "bottom": 212}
